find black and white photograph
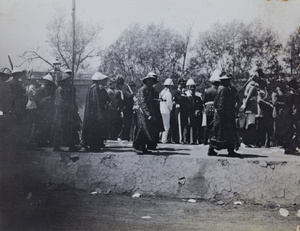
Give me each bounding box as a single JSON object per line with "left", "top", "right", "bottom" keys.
{"left": 1, "top": 0, "right": 300, "bottom": 230}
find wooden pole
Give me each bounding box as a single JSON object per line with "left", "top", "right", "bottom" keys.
{"left": 72, "top": 0, "right": 76, "bottom": 83}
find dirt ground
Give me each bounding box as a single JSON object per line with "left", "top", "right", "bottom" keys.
{"left": 1, "top": 183, "right": 300, "bottom": 231}
{"left": 1, "top": 147, "right": 300, "bottom": 231}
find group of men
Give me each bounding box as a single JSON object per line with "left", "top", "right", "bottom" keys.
{"left": 1, "top": 66, "right": 300, "bottom": 156}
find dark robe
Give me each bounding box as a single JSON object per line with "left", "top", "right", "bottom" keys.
{"left": 187, "top": 94, "right": 204, "bottom": 144}
{"left": 35, "top": 82, "right": 57, "bottom": 145}
{"left": 82, "top": 83, "right": 109, "bottom": 149}
{"left": 210, "top": 85, "right": 239, "bottom": 150}
{"left": 271, "top": 88, "right": 285, "bottom": 146}
{"left": 52, "top": 84, "right": 80, "bottom": 148}
{"left": 283, "top": 89, "right": 299, "bottom": 153}
{"left": 172, "top": 89, "right": 189, "bottom": 143}
{"left": 203, "top": 85, "right": 218, "bottom": 144}
{"left": 133, "top": 84, "right": 163, "bottom": 150}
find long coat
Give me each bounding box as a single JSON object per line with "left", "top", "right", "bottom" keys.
{"left": 35, "top": 82, "right": 57, "bottom": 144}
{"left": 210, "top": 85, "right": 239, "bottom": 150}
{"left": 133, "top": 84, "right": 164, "bottom": 149}
{"left": 52, "top": 84, "right": 80, "bottom": 147}
{"left": 82, "top": 83, "right": 109, "bottom": 148}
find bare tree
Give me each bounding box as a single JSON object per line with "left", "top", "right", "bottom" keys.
{"left": 99, "top": 23, "right": 188, "bottom": 83}
{"left": 21, "top": 7, "right": 102, "bottom": 74}
{"left": 190, "top": 20, "right": 282, "bottom": 78}
{"left": 283, "top": 30, "right": 300, "bottom": 75}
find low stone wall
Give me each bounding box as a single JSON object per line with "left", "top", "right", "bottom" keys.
{"left": 37, "top": 150, "right": 300, "bottom": 206}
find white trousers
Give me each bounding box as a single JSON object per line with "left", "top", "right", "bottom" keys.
{"left": 160, "top": 113, "right": 170, "bottom": 143}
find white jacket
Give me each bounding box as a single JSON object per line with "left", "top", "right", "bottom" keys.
{"left": 159, "top": 88, "right": 173, "bottom": 114}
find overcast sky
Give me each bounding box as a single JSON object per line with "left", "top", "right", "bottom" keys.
{"left": 0, "top": 0, "right": 299, "bottom": 72}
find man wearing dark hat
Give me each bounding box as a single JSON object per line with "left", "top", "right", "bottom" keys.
{"left": 52, "top": 72, "right": 81, "bottom": 152}
{"left": 208, "top": 73, "right": 241, "bottom": 157}
{"left": 172, "top": 77, "right": 189, "bottom": 144}
{"left": 133, "top": 72, "right": 163, "bottom": 154}
{"left": 81, "top": 72, "right": 110, "bottom": 151}
{"left": 283, "top": 77, "right": 300, "bottom": 154}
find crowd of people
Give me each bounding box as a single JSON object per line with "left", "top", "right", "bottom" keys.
{"left": 0, "top": 66, "right": 300, "bottom": 156}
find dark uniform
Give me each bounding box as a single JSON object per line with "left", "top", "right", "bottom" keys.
{"left": 133, "top": 72, "right": 163, "bottom": 154}
{"left": 82, "top": 79, "right": 109, "bottom": 151}
{"left": 208, "top": 75, "right": 240, "bottom": 157}
{"left": 203, "top": 84, "right": 219, "bottom": 145}
{"left": 283, "top": 78, "right": 299, "bottom": 154}
{"left": 172, "top": 78, "right": 188, "bottom": 144}
{"left": 52, "top": 74, "right": 80, "bottom": 151}
{"left": 187, "top": 87, "right": 204, "bottom": 144}
{"left": 35, "top": 75, "right": 57, "bottom": 146}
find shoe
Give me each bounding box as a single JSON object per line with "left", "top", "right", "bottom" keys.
{"left": 228, "top": 151, "right": 243, "bottom": 158}
{"left": 53, "top": 147, "right": 65, "bottom": 152}
{"left": 208, "top": 150, "right": 218, "bottom": 156}
{"left": 142, "top": 149, "right": 152, "bottom": 154}
{"left": 284, "top": 149, "right": 299, "bottom": 155}
{"left": 69, "top": 146, "right": 81, "bottom": 152}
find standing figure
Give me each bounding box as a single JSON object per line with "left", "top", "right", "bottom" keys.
{"left": 187, "top": 84, "right": 204, "bottom": 144}
{"left": 172, "top": 78, "right": 189, "bottom": 144}
{"left": 118, "top": 80, "right": 135, "bottom": 141}
{"left": 133, "top": 72, "right": 163, "bottom": 154}
{"left": 239, "top": 69, "right": 261, "bottom": 147}
{"left": 203, "top": 70, "right": 220, "bottom": 145}
{"left": 159, "top": 78, "right": 174, "bottom": 144}
{"left": 5, "top": 68, "right": 27, "bottom": 145}
{"left": 52, "top": 72, "right": 81, "bottom": 152}
{"left": 256, "top": 79, "right": 274, "bottom": 147}
{"left": 106, "top": 78, "right": 122, "bottom": 140}
{"left": 81, "top": 72, "right": 109, "bottom": 151}
{"left": 271, "top": 79, "right": 286, "bottom": 146}
{"left": 283, "top": 78, "right": 299, "bottom": 154}
{"left": 35, "top": 73, "right": 57, "bottom": 146}
{"left": 208, "top": 74, "right": 241, "bottom": 157}
{"left": 24, "top": 75, "right": 39, "bottom": 144}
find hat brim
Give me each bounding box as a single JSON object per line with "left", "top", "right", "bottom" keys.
{"left": 142, "top": 77, "right": 158, "bottom": 83}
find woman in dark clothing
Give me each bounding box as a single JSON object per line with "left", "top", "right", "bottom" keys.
{"left": 52, "top": 72, "right": 81, "bottom": 152}
{"left": 81, "top": 72, "right": 109, "bottom": 151}
{"left": 133, "top": 72, "right": 164, "bottom": 154}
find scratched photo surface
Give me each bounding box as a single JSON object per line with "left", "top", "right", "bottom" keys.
{"left": 1, "top": 0, "right": 300, "bottom": 230}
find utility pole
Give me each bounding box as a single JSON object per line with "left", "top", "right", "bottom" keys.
{"left": 72, "top": 0, "right": 76, "bottom": 83}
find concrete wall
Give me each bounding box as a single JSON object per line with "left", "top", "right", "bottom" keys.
{"left": 35, "top": 151, "right": 300, "bottom": 206}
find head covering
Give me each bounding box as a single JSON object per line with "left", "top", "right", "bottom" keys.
{"left": 163, "top": 78, "right": 174, "bottom": 86}
{"left": 219, "top": 73, "right": 232, "bottom": 80}
{"left": 91, "top": 72, "right": 108, "bottom": 80}
{"left": 142, "top": 72, "right": 158, "bottom": 83}
{"left": 0, "top": 68, "right": 12, "bottom": 79}
{"left": 116, "top": 75, "right": 124, "bottom": 85}
{"left": 64, "top": 69, "right": 72, "bottom": 74}
{"left": 209, "top": 70, "right": 221, "bottom": 82}
{"left": 43, "top": 73, "right": 54, "bottom": 82}
{"left": 12, "top": 68, "right": 22, "bottom": 75}
{"left": 186, "top": 78, "right": 195, "bottom": 86}
{"left": 177, "top": 77, "right": 186, "bottom": 86}
{"left": 287, "top": 77, "right": 298, "bottom": 90}
{"left": 57, "top": 72, "right": 70, "bottom": 82}
{"left": 257, "top": 69, "right": 265, "bottom": 78}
